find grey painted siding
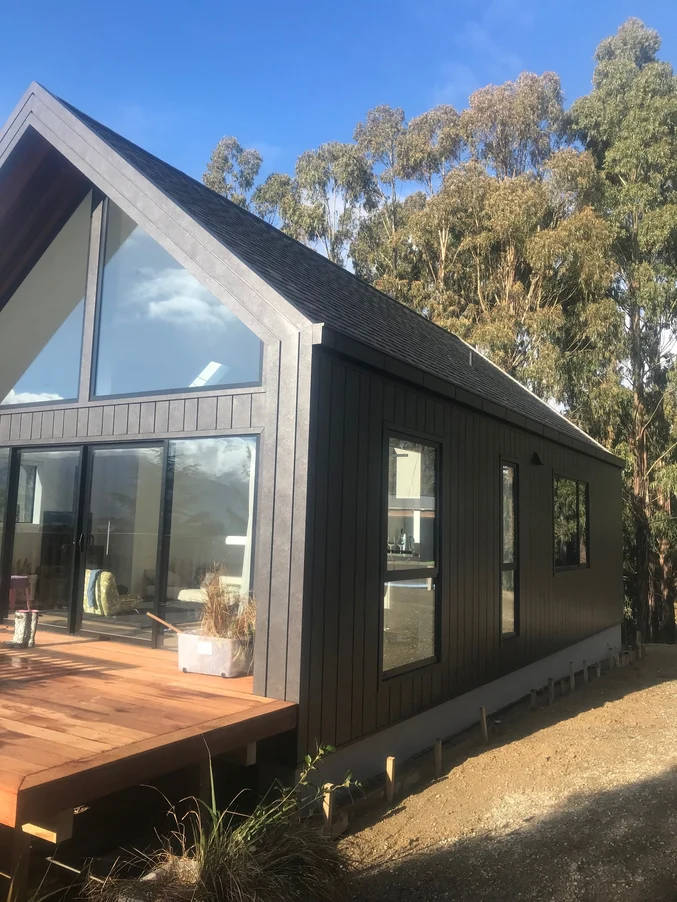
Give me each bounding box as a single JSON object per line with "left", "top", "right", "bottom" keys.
{"left": 300, "top": 348, "right": 623, "bottom": 756}
{"left": 0, "top": 390, "right": 264, "bottom": 443}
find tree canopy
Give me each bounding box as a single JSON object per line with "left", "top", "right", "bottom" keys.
{"left": 202, "top": 18, "right": 677, "bottom": 641}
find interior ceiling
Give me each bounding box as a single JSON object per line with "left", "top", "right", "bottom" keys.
{"left": 0, "top": 126, "right": 91, "bottom": 313}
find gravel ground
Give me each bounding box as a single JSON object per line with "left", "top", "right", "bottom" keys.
{"left": 344, "top": 645, "right": 677, "bottom": 901}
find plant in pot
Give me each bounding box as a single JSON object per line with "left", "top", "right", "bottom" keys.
{"left": 178, "top": 567, "right": 255, "bottom": 678}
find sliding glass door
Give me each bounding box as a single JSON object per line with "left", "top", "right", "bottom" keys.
{"left": 6, "top": 448, "right": 81, "bottom": 630}
{"left": 0, "top": 437, "right": 258, "bottom": 647}
{"left": 79, "top": 445, "right": 163, "bottom": 640}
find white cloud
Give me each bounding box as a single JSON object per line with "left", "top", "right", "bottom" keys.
{"left": 122, "top": 267, "right": 237, "bottom": 331}
{"left": 1, "top": 390, "right": 63, "bottom": 405}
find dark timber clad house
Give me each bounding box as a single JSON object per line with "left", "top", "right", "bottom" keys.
{"left": 0, "top": 84, "right": 623, "bottom": 796}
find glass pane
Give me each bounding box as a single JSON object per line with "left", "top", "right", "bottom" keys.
{"left": 9, "top": 449, "right": 80, "bottom": 630}
{"left": 502, "top": 570, "right": 516, "bottom": 635}
{"left": 0, "top": 195, "right": 90, "bottom": 405}
{"left": 94, "top": 203, "right": 263, "bottom": 398}
{"left": 82, "top": 446, "right": 163, "bottom": 640}
{"left": 387, "top": 438, "right": 436, "bottom": 572}
{"left": 578, "top": 482, "right": 589, "bottom": 565}
{"left": 161, "top": 437, "right": 257, "bottom": 647}
{"left": 502, "top": 464, "right": 516, "bottom": 564}
{"left": 383, "top": 578, "right": 435, "bottom": 672}
{"left": 554, "top": 476, "right": 578, "bottom": 568}
{"left": 0, "top": 448, "right": 8, "bottom": 581}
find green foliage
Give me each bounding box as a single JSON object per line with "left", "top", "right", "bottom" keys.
{"left": 201, "top": 17, "right": 677, "bottom": 640}
{"left": 85, "top": 748, "right": 355, "bottom": 902}
{"left": 203, "top": 136, "right": 262, "bottom": 209}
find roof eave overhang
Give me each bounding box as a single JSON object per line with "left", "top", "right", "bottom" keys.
{"left": 316, "top": 324, "right": 626, "bottom": 469}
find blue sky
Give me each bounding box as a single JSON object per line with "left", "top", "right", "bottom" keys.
{"left": 2, "top": 0, "right": 677, "bottom": 185}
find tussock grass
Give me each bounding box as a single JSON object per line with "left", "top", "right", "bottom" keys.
{"left": 84, "top": 749, "right": 354, "bottom": 902}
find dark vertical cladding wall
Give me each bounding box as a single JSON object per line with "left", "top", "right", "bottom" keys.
{"left": 299, "top": 348, "right": 623, "bottom": 756}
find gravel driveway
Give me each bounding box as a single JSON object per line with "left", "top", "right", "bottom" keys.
{"left": 345, "top": 645, "right": 677, "bottom": 901}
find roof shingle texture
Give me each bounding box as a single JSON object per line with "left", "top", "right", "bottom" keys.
{"left": 59, "top": 97, "right": 604, "bottom": 455}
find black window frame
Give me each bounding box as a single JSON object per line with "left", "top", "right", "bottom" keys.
{"left": 553, "top": 474, "right": 590, "bottom": 571}
{"left": 500, "top": 459, "right": 519, "bottom": 639}
{"left": 380, "top": 427, "right": 440, "bottom": 680}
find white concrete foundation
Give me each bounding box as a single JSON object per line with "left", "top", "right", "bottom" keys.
{"left": 321, "top": 624, "right": 621, "bottom": 784}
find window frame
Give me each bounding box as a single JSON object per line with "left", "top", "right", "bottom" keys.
{"left": 553, "top": 473, "right": 590, "bottom": 572}
{"left": 380, "top": 427, "right": 441, "bottom": 680}
{"left": 500, "top": 458, "right": 519, "bottom": 640}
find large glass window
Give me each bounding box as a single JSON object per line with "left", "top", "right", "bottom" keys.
{"left": 81, "top": 446, "right": 163, "bottom": 640}
{"left": 383, "top": 436, "right": 438, "bottom": 674}
{"left": 501, "top": 463, "right": 518, "bottom": 637}
{"left": 554, "top": 476, "right": 590, "bottom": 569}
{"left": 94, "top": 203, "right": 263, "bottom": 398}
{"left": 160, "top": 437, "right": 257, "bottom": 646}
{"left": 0, "top": 195, "right": 91, "bottom": 406}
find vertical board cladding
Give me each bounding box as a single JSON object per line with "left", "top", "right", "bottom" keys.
{"left": 301, "top": 349, "right": 623, "bottom": 756}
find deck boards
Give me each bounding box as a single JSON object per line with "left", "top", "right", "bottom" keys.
{"left": 0, "top": 631, "right": 296, "bottom": 828}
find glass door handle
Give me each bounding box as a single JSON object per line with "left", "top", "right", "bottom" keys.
{"left": 78, "top": 534, "right": 86, "bottom": 553}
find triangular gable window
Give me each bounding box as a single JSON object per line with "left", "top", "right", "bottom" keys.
{"left": 93, "top": 202, "right": 263, "bottom": 398}
{"left": 0, "top": 194, "right": 91, "bottom": 406}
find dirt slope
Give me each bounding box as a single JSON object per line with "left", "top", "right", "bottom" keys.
{"left": 345, "top": 646, "right": 677, "bottom": 901}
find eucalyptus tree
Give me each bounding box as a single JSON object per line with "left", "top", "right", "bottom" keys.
{"left": 202, "top": 137, "right": 263, "bottom": 209}
{"left": 570, "top": 17, "right": 677, "bottom": 639}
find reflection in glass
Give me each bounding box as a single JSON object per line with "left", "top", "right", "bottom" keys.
{"left": 386, "top": 438, "right": 436, "bottom": 571}
{"left": 82, "top": 446, "right": 163, "bottom": 640}
{"left": 94, "top": 203, "right": 263, "bottom": 398}
{"left": 502, "top": 570, "right": 515, "bottom": 635}
{"left": 383, "top": 578, "right": 435, "bottom": 672}
{"left": 0, "top": 195, "right": 90, "bottom": 406}
{"left": 554, "top": 476, "right": 589, "bottom": 569}
{"left": 9, "top": 449, "right": 80, "bottom": 629}
{"left": 502, "top": 465, "right": 515, "bottom": 564}
{"left": 161, "top": 437, "right": 257, "bottom": 647}
{"left": 578, "top": 482, "right": 589, "bottom": 565}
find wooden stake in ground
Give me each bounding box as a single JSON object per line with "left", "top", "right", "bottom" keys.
{"left": 530, "top": 688, "right": 537, "bottom": 710}
{"left": 385, "top": 757, "right": 396, "bottom": 804}
{"left": 480, "top": 706, "right": 489, "bottom": 743}
{"left": 637, "top": 631, "right": 643, "bottom": 660}
{"left": 583, "top": 660, "right": 588, "bottom": 684}
{"left": 548, "top": 677, "right": 555, "bottom": 705}
{"left": 434, "top": 739, "right": 443, "bottom": 778}
{"left": 596, "top": 661, "right": 602, "bottom": 678}
{"left": 569, "top": 661, "right": 575, "bottom": 691}
{"left": 322, "top": 783, "right": 334, "bottom": 833}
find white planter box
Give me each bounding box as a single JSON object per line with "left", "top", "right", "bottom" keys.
{"left": 178, "top": 632, "right": 254, "bottom": 678}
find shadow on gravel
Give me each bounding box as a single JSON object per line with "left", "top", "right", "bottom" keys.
{"left": 351, "top": 766, "right": 677, "bottom": 901}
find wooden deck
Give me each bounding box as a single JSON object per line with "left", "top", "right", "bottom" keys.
{"left": 0, "top": 631, "right": 296, "bottom": 832}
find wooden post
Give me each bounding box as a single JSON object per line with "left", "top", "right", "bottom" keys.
{"left": 569, "top": 661, "right": 575, "bottom": 691}
{"left": 637, "top": 631, "right": 643, "bottom": 660}
{"left": 434, "top": 739, "right": 443, "bottom": 778}
{"left": 322, "top": 783, "right": 334, "bottom": 832}
{"left": 596, "top": 661, "right": 602, "bottom": 678}
{"left": 582, "top": 660, "right": 588, "bottom": 684}
{"left": 613, "top": 652, "right": 620, "bottom": 669}
{"left": 479, "top": 706, "right": 489, "bottom": 743}
{"left": 385, "top": 756, "right": 396, "bottom": 804}
{"left": 530, "top": 688, "right": 537, "bottom": 710}
{"left": 548, "top": 677, "right": 555, "bottom": 705}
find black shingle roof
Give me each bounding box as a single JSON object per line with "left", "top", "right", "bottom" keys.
{"left": 57, "top": 95, "right": 610, "bottom": 459}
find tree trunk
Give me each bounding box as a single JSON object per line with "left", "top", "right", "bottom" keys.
{"left": 658, "top": 537, "right": 676, "bottom": 643}
{"left": 630, "top": 305, "right": 653, "bottom": 639}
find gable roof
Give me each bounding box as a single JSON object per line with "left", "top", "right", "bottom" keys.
{"left": 30, "top": 89, "right": 619, "bottom": 465}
